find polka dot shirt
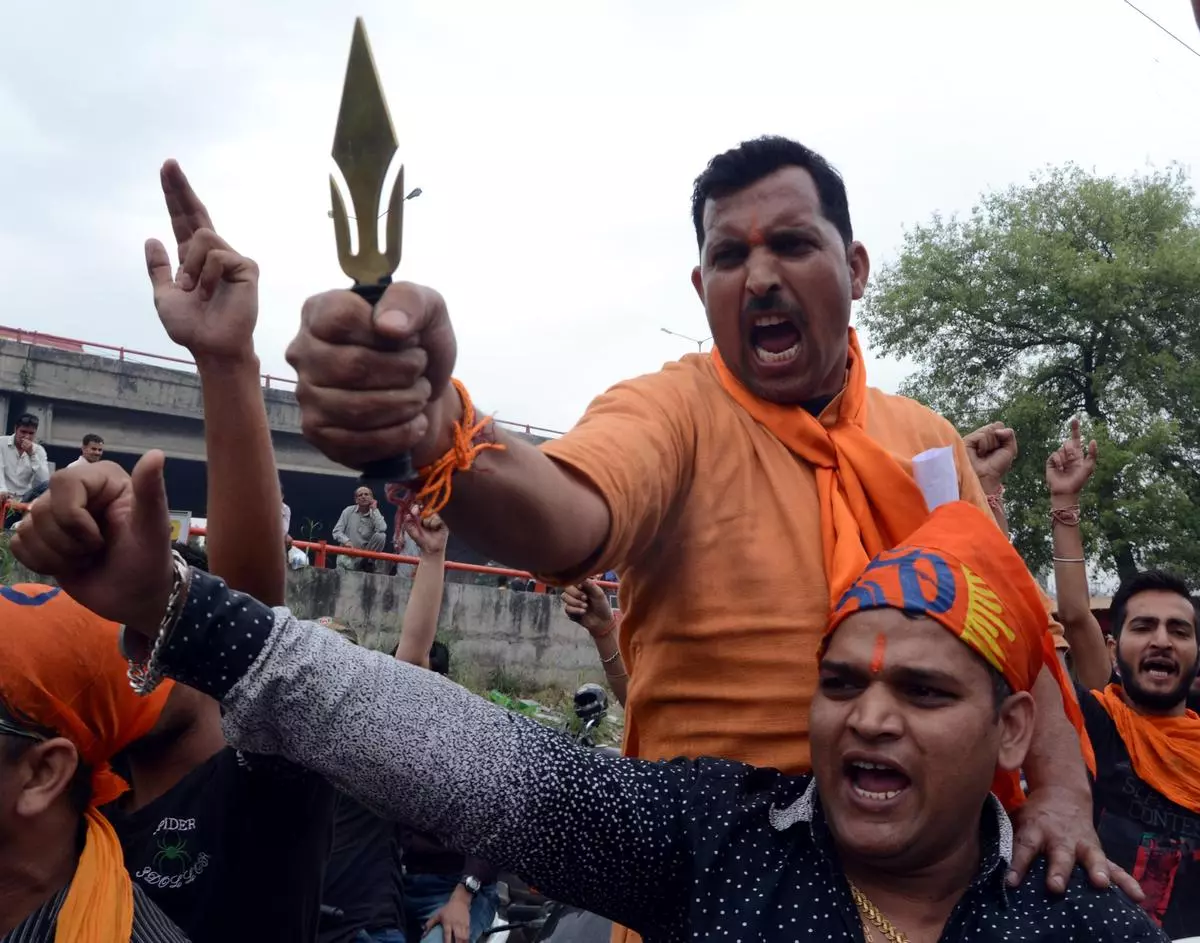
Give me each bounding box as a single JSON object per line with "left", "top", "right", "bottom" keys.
{"left": 156, "top": 569, "right": 1169, "bottom": 943}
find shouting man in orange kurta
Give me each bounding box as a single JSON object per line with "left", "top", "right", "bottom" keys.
{"left": 286, "top": 137, "right": 1139, "bottom": 926}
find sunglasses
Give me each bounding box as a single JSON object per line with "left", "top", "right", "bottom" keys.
{"left": 0, "top": 716, "right": 45, "bottom": 743}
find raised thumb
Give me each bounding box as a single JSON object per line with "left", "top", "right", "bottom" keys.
{"left": 130, "top": 450, "right": 171, "bottom": 545}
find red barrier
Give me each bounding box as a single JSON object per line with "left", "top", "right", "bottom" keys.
{"left": 189, "top": 526, "right": 617, "bottom": 590}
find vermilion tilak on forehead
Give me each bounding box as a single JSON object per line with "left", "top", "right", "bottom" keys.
{"left": 870, "top": 633, "right": 887, "bottom": 676}
{"left": 746, "top": 209, "right": 764, "bottom": 248}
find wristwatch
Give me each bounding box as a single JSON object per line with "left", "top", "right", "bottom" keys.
{"left": 460, "top": 875, "right": 482, "bottom": 895}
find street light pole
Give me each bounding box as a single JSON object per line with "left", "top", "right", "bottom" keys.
{"left": 328, "top": 187, "right": 423, "bottom": 220}
{"left": 660, "top": 327, "right": 713, "bottom": 353}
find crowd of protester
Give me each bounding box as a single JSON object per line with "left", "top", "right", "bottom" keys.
{"left": 1, "top": 113, "right": 1199, "bottom": 943}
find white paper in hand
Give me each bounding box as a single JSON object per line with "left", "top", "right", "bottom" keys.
{"left": 912, "top": 447, "right": 960, "bottom": 512}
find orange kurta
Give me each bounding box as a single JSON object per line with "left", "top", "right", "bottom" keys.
{"left": 542, "top": 353, "right": 1060, "bottom": 772}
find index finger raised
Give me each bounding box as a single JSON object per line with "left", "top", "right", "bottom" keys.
{"left": 161, "top": 160, "right": 215, "bottom": 257}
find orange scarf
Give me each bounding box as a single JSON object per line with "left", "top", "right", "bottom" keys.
{"left": 56, "top": 809, "right": 135, "bottom": 942}
{"left": 0, "top": 585, "right": 176, "bottom": 942}
{"left": 1091, "top": 684, "right": 1200, "bottom": 813}
{"left": 713, "top": 334, "right": 1094, "bottom": 806}
{"left": 712, "top": 327, "right": 930, "bottom": 607}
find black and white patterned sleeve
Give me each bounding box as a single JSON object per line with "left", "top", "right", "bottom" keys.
{"left": 154, "top": 568, "right": 693, "bottom": 937}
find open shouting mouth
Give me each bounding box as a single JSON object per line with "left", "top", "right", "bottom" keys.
{"left": 1140, "top": 655, "right": 1179, "bottom": 683}
{"left": 749, "top": 314, "right": 802, "bottom": 365}
{"left": 843, "top": 754, "right": 912, "bottom": 806}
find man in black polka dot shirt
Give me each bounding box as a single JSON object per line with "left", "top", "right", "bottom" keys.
{"left": 16, "top": 466, "right": 1166, "bottom": 942}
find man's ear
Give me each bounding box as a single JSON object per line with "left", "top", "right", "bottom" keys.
{"left": 847, "top": 241, "right": 871, "bottom": 301}
{"left": 13, "top": 738, "right": 80, "bottom": 818}
{"left": 995, "top": 691, "right": 1036, "bottom": 773}
{"left": 691, "top": 265, "right": 704, "bottom": 304}
{"left": 1107, "top": 634, "right": 1118, "bottom": 673}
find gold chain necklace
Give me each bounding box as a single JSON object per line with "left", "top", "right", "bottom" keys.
{"left": 849, "top": 882, "right": 910, "bottom": 943}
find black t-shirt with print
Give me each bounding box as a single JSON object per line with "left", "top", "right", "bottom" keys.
{"left": 104, "top": 746, "right": 335, "bottom": 943}
{"left": 1079, "top": 686, "right": 1200, "bottom": 938}
{"left": 318, "top": 794, "right": 404, "bottom": 943}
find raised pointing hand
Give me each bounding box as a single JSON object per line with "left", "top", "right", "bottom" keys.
{"left": 146, "top": 160, "right": 259, "bottom": 363}
{"left": 1045, "top": 419, "right": 1098, "bottom": 497}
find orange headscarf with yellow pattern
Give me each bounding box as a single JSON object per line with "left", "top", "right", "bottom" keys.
{"left": 825, "top": 502, "right": 1093, "bottom": 810}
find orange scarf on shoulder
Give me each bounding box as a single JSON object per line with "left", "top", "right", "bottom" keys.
{"left": 712, "top": 329, "right": 1094, "bottom": 807}
{"left": 1092, "top": 684, "right": 1200, "bottom": 813}
{"left": 711, "top": 327, "right": 930, "bottom": 607}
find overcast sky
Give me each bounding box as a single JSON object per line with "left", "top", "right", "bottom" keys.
{"left": 2, "top": 0, "right": 1198, "bottom": 433}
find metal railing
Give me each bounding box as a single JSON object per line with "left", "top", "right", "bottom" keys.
{"left": 1, "top": 501, "right": 616, "bottom": 591}
{"left": 0, "top": 326, "right": 296, "bottom": 390}
{"left": 0, "top": 324, "right": 566, "bottom": 437}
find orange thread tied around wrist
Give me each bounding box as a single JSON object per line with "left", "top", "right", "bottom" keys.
{"left": 411, "top": 379, "right": 505, "bottom": 518}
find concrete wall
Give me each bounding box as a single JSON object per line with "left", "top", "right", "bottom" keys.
{"left": 287, "top": 567, "right": 608, "bottom": 690}
{"left": 7, "top": 559, "right": 608, "bottom": 692}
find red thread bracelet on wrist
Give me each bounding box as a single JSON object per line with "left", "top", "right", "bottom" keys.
{"left": 591, "top": 616, "right": 618, "bottom": 641}
{"left": 385, "top": 379, "right": 506, "bottom": 522}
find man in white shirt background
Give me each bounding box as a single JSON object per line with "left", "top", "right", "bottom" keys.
{"left": 0, "top": 413, "right": 50, "bottom": 505}
{"left": 67, "top": 433, "right": 105, "bottom": 468}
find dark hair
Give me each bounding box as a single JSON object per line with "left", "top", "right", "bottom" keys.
{"left": 14, "top": 413, "right": 38, "bottom": 429}
{"left": 1109, "top": 569, "right": 1197, "bottom": 638}
{"left": 429, "top": 641, "right": 450, "bottom": 676}
{"left": 82, "top": 434, "right": 104, "bottom": 447}
{"left": 173, "top": 541, "right": 209, "bottom": 573}
{"left": 691, "top": 136, "right": 853, "bottom": 250}
{"left": 987, "top": 665, "right": 1013, "bottom": 714}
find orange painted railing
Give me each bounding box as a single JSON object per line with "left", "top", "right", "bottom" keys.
{"left": 1, "top": 501, "right": 616, "bottom": 591}
{"left": 0, "top": 324, "right": 565, "bottom": 437}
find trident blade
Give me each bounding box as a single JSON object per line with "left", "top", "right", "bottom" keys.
{"left": 331, "top": 17, "right": 405, "bottom": 285}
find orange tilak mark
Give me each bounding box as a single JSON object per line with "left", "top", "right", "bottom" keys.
{"left": 746, "top": 209, "right": 765, "bottom": 248}
{"left": 870, "top": 633, "right": 887, "bottom": 675}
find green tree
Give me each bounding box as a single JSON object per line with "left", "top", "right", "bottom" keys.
{"left": 861, "top": 165, "right": 1200, "bottom": 584}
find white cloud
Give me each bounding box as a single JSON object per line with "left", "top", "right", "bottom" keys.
{"left": 1, "top": 0, "right": 1196, "bottom": 432}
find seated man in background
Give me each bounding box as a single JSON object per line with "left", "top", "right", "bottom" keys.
{"left": 18, "top": 461, "right": 1165, "bottom": 942}
{"left": 333, "top": 486, "right": 389, "bottom": 573}
{"left": 0, "top": 586, "right": 186, "bottom": 942}
{"left": 68, "top": 433, "right": 106, "bottom": 467}
{"left": 1046, "top": 422, "right": 1200, "bottom": 937}
{"left": 0, "top": 413, "right": 49, "bottom": 505}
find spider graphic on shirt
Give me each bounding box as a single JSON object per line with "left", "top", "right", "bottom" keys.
{"left": 153, "top": 836, "right": 192, "bottom": 871}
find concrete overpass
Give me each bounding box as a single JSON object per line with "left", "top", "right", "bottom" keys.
{"left": 0, "top": 331, "right": 554, "bottom": 565}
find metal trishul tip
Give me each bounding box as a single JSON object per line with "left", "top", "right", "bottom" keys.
{"left": 330, "top": 17, "right": 405, "bottom": 285}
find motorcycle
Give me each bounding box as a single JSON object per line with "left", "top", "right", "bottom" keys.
{"left": 483, "top": 683, "right": 617, "bottom": 943}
